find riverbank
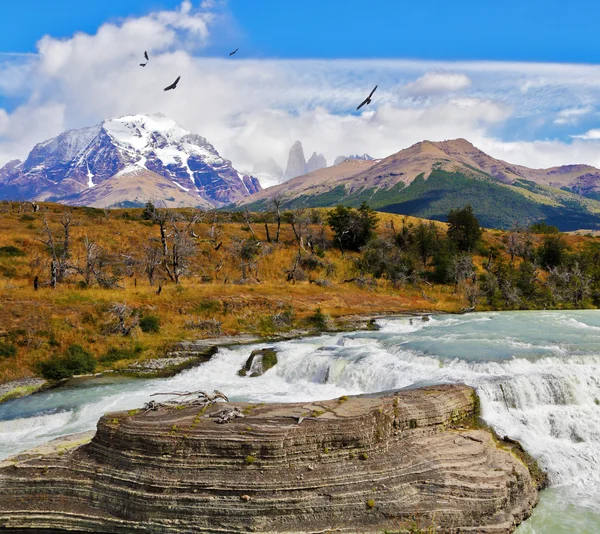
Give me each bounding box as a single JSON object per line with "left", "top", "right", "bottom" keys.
{"left": 0, "top": 311, "right": 436, "bottom": 405}
{"left": 0, "top": 384, "right": 543, "bottom": 533}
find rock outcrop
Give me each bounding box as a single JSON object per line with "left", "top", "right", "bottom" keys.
{"left": 283, "top": 140, "right": 307, "bottom": 181}
{"left": 306, "top": 152, "right": 327, "bottom": 173}
{"left": 333, "top": 153, "right": 374, "bottom": 165}
{"left": 0, "top": 385, "right": 541, "bottom": 533}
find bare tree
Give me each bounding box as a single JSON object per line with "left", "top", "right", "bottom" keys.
{"left": 163, "top": 212, "right": 199, "bottom": 284}
{"left": 80, "top": 236, "right": 122, "bottom": 288}
{"left": 143, "top": 239, "right": 163, "bottom": 286}
{"left": 106, "top": 303, "right": 139, "bottom": 335}
{"left": 229, "top": 236, "right": 268, "bottom": 282}
{"left": 450, "top": 253, "right": 475, "bottom": 294}
{"left": 38, "top": 215, "right": 75, "bottom": 288}
{"left": 272, "top": 197, "right": 283, "bottom": 243}
{"left": 243, "top": 208, "right": 257, "bottom": 239}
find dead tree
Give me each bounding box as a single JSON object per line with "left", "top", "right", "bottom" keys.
{"left": 244, "top": 208, "right": 257, "bottom": 239}
{"left": 81, "top": 236, "right": 122, "bottom": 288}
{"left": 38, "top": 216, "right": 74, "bottom": 288}
{"left": 143, "top": 239, "right": 163, "bottom": 286}
{"left": 273, "top": 197, "right": 283, "bottom": 243}
{"left": 106, "top": 303, "right": 139, "bottom": 335}
{"left": 163, "top": 213, "right": 199, "bottom": 285}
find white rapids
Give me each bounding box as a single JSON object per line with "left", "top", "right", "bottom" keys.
{"left": 1, "top": 310, "right": 599, "bottom": 533}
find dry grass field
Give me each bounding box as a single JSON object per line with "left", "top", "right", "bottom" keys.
{"left": 0, "top": 202, "right": 595, "bottom": 385}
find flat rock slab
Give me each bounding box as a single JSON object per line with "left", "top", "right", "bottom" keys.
{"left": 0, "top": 385, "right": 540, "bottom": 533}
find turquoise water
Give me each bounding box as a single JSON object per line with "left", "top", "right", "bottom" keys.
{"left": 1, "top": 310, "right": 599, "bottom": 533}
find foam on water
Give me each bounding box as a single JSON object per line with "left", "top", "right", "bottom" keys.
{"left": 0, "top": 310, "right": 599, "bottom": 532}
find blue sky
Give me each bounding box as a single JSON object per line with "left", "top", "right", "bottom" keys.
{"left": 1, "top": 0, "right": 599, "bottom": 63}
{"left": 2, "top": 1, "right": 600, "bottom": 175}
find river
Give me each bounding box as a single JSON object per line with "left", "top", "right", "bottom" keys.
{"left": 1, "top": 310, "right": 599, "bottom": 533}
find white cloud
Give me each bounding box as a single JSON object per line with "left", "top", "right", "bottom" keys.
{"left": 4, "top": 4, "right": 600, "bottom": 179}
{"left": 571, "top": 128, "right": 600, "bottom": 140}
{"left": 403, "top": 72, "right": 472, "bottom": 96}
{"left": 554, "top": 107, "right": 593, "bottom": 125}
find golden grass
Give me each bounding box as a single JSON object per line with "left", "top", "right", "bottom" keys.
{"left": 0, "top": 203, "right": 595, "bottom": 384}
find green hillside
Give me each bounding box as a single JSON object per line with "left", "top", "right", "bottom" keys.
{"left": 242, "top": 170, "right": 600, "bottom": 231}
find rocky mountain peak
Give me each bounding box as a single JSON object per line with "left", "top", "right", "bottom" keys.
{"left": 306, "top": 152, "right": 327, "bottom": 173}
{"left": 333, "top": 154, "right": 373, "bottom": 166}
{"left": 0, "top": 114, "right": 261, "bottom": 208}
{"left": 283, "top": 140, "right": 307, "bottom": 181}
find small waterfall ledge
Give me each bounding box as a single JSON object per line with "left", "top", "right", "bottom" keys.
{"left": 0, "top": 385, "right": 542, "bottom": 533}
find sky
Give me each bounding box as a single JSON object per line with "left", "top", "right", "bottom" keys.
{"left": 2, "top": 0, "right": 600, "bottom": 177}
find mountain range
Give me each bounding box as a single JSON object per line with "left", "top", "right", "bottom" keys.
{"left": 0, "top": 114, "right": 261, "bottom": 208}
{"left": 3, "top": 113, "right": 600, "bottom": 230}
{"left": 239, "top": 138, "right": 600, "bottom": 231}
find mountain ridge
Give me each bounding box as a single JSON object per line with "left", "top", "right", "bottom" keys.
{"left": 239, "top": 138, "right": 600, "bottom": 230}
{"left": 0, "top": 114, "right": 261, "bottom": 208}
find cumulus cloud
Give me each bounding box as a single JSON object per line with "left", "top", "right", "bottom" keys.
{"left": 3, "top": 3, "right": 600, "bottom": 178}
{"left": 403, "top": 72, "right": 472, "bottom": 96}
{"left": 571, "top": 128, "right": 600, "bottom": 140}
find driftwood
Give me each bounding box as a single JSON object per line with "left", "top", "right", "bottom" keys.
{"left": 143, "top": 390, "right": 230, "bottom": 416}
{"left": 209, "top": 407, "right": 244, "bottom": 424}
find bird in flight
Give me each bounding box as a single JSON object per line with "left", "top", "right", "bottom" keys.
{"left": 229, "top": 48, "right": 239, "bottom": 56}
{"left": 164, "top": 75, "right": 181, "bottom": 91}
{"left": 357, "top": 85, "right": 378, "bottom": 110}
{"left": 140, "top": 51, "right": 149, "bottom": 67}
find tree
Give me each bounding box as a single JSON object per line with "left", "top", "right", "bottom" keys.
{"left": 413, "top": 221, "right": 439, "bottom": 267}
{"left": 327, "top": 202, "right": 378, "bottom": 252}
{"left": 538, "top": 235, "right": 567, "bottom": 269}
{"left": 447, "top": 205, "right": 482, "bottom": 252}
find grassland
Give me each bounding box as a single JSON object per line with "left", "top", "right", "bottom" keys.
{"left": 0, "top": 202, "right": 596, "bottom": 386}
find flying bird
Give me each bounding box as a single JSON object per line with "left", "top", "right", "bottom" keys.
{"left": 229, "top": 48, "right": 239, "bottom": 56}
{"left": 356, "top": 85, "right": 378, "bottom": 111}
{"left": 140, "top": 51, "right": 149, "bottom": 67}
{"left": 164, "top": 75, "right": 181, "bottom": 91}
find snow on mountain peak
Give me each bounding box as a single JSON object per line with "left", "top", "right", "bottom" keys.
{"left": 0, "top": 113, "right": 261, "bottom": 207}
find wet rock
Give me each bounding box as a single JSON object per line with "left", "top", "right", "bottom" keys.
{"left": 0, "top": 385, "right": 541, "bottom": 533}
{"left": 238, "top": 348, "right": 278, "bottom": 377}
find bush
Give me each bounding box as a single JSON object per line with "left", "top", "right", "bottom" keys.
{"left": 530, "top": 221, "right": 559, "bottom": 234}
{"left": 0, "top": 245, "right": 25, "bottom": 257}
{"left": 306, "top": 308, "right": 330, "bottom": 330}
{"left": 139, "top": 315, "right": 160, "bottom": 333}
{"left": 328, "top": 202, "right": 379, "bottom": 252}
{"left": 99, "top": 345, "right": 143, "bottom": 364}
{"left": 37, "top": 344, "right": 96, "bottom": 380}
{"left": 538, "top": 235, "right": 568, "bottom": 268}
{"left": 0, "top": 341, "right": 17, "bottom": 358}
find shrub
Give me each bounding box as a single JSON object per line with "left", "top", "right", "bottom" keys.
{"left": 37, "top": 344, "right": 96, "bottom": 380}
{"left": 0, "top": 245, "right": 25, "bottom": 257}
{"left": 99, "top": 345, "right": 143, "bottom": 364}
{"left": 0, "top": 341, "right": 17, "bottom": 358}
{"left": 139, "top": 315, "right": 160, "bottom": 333}
{"left": 245, "top": 455, "right": 256, "bottom": 465}
{"left": 306, "top": 308, "right": 329, "bottom": 330}
{"left": 530, "top": 221, "right": 559, "bottom": 234}
{"left": 328, "top": 202, "right": 379, "bottom": 251}
{"left": 194, "top": 299, "right": 222, "bottom": 316}
{"left": 366, "top": 499, "right": 376, "bottom": 509}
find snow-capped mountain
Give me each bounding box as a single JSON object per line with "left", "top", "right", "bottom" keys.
{"left": 0, "top": 114, "right": 261, "bottom": 208}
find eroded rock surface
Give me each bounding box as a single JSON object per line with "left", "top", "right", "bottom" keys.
{"left": 0, "top": 385, "right": 541, "bottom": 533}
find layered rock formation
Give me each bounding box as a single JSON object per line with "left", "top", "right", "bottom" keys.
{"left": 0, "top": 385, "right": 542, "bottom": 533}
